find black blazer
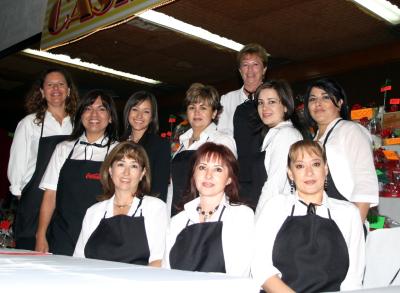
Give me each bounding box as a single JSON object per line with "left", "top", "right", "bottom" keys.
{"left": 139, "top": 131, "right": 171, "bottom": 202}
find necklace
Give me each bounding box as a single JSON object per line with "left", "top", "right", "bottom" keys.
{"left": 196, "top": 205, "right": 219, "bottom": 220}
{"left": 189, "top": 136, "right": 200, "bottom": 145}
{"left": 113, "top": 199, "right": 133, "bottom": 209}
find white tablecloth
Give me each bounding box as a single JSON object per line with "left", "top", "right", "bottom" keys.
{"left": 0, "top": 249, "right": 259, "bottom": 292}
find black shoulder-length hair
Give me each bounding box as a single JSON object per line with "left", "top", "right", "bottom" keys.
{"left": 69, "top": 89, "right": 118, "bottom": 144}
{"left": 121, "top": 90, "right": 159, "bottom": 141}
{"left": 303, "top": 78, "right": 349, "bottom": 130}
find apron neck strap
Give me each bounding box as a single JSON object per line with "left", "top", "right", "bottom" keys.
{"left": 67, "top": 140, "right": 80, "bottom": 159}
{"left": 217, "top": 205, "right": 226, "bottom": 222}
{"left": 40, "top": 112, "right": 45, "bottom": 138}
{"left": 322, "top": 119, "right": 343, "bottom": 148}
{"left": 132, "top": 196, "right": 144, "bottom": 217}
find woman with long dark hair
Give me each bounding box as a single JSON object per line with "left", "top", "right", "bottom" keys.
{"left": 303, "top": 78, "right": 378, "bottom": 223}
{"left": 35, "top": 89, "right": 119, "bottom": 256}
{"left": 121, "top": 91, "right": 170, "bottom": 202}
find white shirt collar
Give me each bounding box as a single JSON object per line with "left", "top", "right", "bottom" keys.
{"left": 79, "top": 133, "right": 108, "bottom": 145}
{"left": 105, "top": 195, "right": 141, "bottom": 217}
{"left": 46, "top": 110, "right": 71, "bottom": 124}
{"left": 293, "top": 191, "right": 330, "bottom": 209}
{"left": 179, "top": 122, "right": 217, "bottom": 148}
{"left": 315, "top": 117, "right": 342, "bottom": 142}
{"left": 261, "top": 120, "right": 294, "bottom": 150}
{"left": 239, "top": 86, "right": 248, "bottom": 103}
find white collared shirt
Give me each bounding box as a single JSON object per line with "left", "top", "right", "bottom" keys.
{"left": 251, "top": 192, "right": 365, "bottom": 291}
{"left": 73, "top": 195, "right": 167, "bottom": 263}
{"left": 39, "top": 134, "right": 118, "bottom": 191}
{"left": 217, "top": 87, "right": 247, "bottom": 136}
{"left": 315, "top": 118, "right": 379, "bottom": 206}
{"left": 255, "top": 120, "right": 303, "bottom": 219}
{"left": 7, "top": 112, "right": 72, "bottom": 196}
{"left": 174, "top": 122, "right": 237, "bottom": 158}
{"left": 163, "top": 195, "right": 255, "bottom": 277}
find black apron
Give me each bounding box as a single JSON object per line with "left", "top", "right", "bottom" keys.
{"left": 169, "top": 205, "right": 226, "bottom": 273}
{"left": 84, "top": 197, "right": 150, "bottom": 265}
{"left": 322, "top": 119, "right": 368, "bottom": 237}
{"left": 251, "top": 150, "right": 267, "bottom": 206}
{"left": 49, "top": 140, "right": 109, "bottom": 256}
{"left": 322, "top": 119, "right": 347, "bottom": 201}
{"left": 15, "top": 119, "right": 68, "bottom": 250}
{"left": 233, "top": 99, "right": 263, "bottom": 209}
{"left": 272, "top": 202, "right": 349, "bottom": 293}
{"left": 170, "top": 147, "right": 196, "bottom": 217}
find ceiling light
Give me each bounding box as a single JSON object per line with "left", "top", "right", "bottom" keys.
{"left": 20, "top": 49, "right": 162, "bottom": 85}
{"left": 136, "top": 10, "right": 245, "bottom": 51}
{"left": 351, "top": 0, "right": 400, "bottom": 24}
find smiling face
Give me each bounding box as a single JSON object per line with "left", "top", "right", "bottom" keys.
{"left": 288, "top": 148, "right": 328, "bottom": 200}
{"left": 81, "top": 96, "right": 111, "bottom": 141}
{"left": 308, "top": 87, "right": 342, "bottom": 127}
{"left": 187, "top": 101, "right": 217, "bottom": 133}
{"left": 128, "top": 99, "right": 152, "bottom": 134}
{"left": 257, "top": 88, "right": 287, "bottom": 127}
{"left": 40, "top": 71, "right": 70, "bottom": 109}
{"left": 194, "top": 154, "right": 232, "bottom": 199}
{"left": 109, "top": 155, "right": 146, "bottom": 194}
{"left": 239, "top": 53, "right": 266, "bottom": 90}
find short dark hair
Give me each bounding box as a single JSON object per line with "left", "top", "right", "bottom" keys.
{"left": 304, "top": 78, "right": 349, "bottom": 129}
{"left": 184, "top": 83, "right": 223, "bottom": 123}
{"left": 121, "top": 91, "right": 159, "bottom": 140}
{"left": 181, "top": 142, "right": 241, "bottom": 207}
{"left": 98, "top": 141, "right": 151, "bottom": 201}
{"left": 69, "top": 89, "right": 118, "bottom": 144}
{"left": 237, "top": 43, "right": 268, "bottom": 68}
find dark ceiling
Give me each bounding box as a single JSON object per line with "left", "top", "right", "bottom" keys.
{"left": 1, "top": 0, "right": 400, "bottom": 131}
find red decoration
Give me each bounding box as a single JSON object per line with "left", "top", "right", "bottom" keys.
{"left": 160, "top": 132, "right": 167, "bottom": 138}
{"left": 167, "top": 131, "right": 172, "bottom": 137}
{"left": 0, "top": 220, "right": 11, "bottom": 230}
{"left": 380, "top": 85, "right": 392, "bottom": 92}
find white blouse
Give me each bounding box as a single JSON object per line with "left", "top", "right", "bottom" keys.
{"left": 163, "top": 195, "right": 255, "bottom": 277}
{"left": 74, "top": 195, "right": 167, "bottom": 263}
{"left": 251, "top": 192, "right": 365, "bottom": 291}
{"left": 315, "top": 118, "right": 379, "bottom": 206}
{"left": 255, "top": 120, "right": 303, "bottom": 219}
{"left": 7, "top": 112, "right": 72, "bottom": 196}
{"left": 39, "top": 134, "right": 118, "bottom": 191}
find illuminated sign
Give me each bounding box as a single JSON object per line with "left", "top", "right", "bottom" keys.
{"left": 41, "top": 0, "right": 174, "bottom": 50}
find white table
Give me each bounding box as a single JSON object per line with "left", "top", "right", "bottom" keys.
{"left": 0, "top": 249, "right": 259, "bottom": 292}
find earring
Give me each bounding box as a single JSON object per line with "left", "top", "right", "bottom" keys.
{"left": 290, "top": 179, "right": 296, "bottom": 194}
{"left": 324, "top": 178, "right": 328, "bottom": 191}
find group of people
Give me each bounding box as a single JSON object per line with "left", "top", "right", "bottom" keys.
{"left": 7, "top": 42, "right": 379, "bottom": 293}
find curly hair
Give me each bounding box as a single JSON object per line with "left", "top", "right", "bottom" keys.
{"left": 25, "top": 68, "right": 79, "bottom": 125}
